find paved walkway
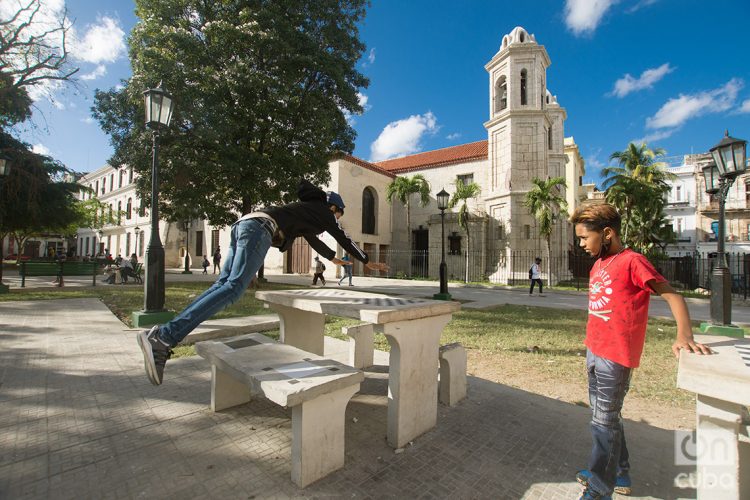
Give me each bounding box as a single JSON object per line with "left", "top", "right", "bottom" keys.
{"left": 1, "top": 295, "right": 699, "bottom": 499}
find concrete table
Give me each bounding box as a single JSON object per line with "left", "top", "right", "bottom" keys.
{"left": 255, "top": 288, "right": 461, "bottom": 448}
{"left": 676, "top": 335, "right": 750, "bottom": 500}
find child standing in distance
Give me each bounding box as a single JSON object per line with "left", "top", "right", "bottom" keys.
{"left": 201, "top": 255, "right": 209, "bottom": 274}
{"left": 570, "top": 204, "right": 711, "bottom": 500}
{"left": 529, "top": 257, "right": 543, "bottom": 295}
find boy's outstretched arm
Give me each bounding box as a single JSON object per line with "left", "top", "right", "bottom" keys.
{"left": 649, "top": 280, "right": 713, "bottom": 358}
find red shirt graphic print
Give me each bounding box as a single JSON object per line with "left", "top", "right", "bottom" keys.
{"left": 585, "top": 249, "right": 666, "bottom": 368}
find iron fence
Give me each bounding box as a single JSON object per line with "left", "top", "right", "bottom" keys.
{"left": 376, "top": 248, "right": 750, "bottom": 300}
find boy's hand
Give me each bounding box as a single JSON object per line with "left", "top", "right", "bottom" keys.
{"left": 365, "top": 262, "right": 390, "bottom": 272}
{"left": 672, "top": 334, "right": 713, "bottom": 358}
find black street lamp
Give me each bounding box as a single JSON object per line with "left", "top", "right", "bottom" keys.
{"left": 433, "top": 188, "right": 451, "bottom": 300}
{"left": 0, "top": 153, "right": 11, "bottom": 294}
{"left": 699, "top": 130, "right": 747, "bottom": 338}
{"left": 181, "top": 220, "right": 192, "bottom": 274}
{"left": 133, "top": 82, "right": 175, "bottom": 327}
{"left": 97, "top": 229, "right": 104, "bottom": 256}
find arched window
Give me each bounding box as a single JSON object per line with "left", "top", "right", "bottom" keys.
{"left": 119, "top": 169, "right": 125, "bottom": 188}
{"left": 95, "top": 180, "right": 99, "bottom": 196}
{"left": 520, "top": 69, "right": 527, "bottom": 105}
{"left": 126, "top": 198, "right": 132, "bottom": 219}
{"left": 548, "top": 127, "right": 553, "bottom": 150}
{"left": 128, "top": 167, "right": 133, "bottom": 183}
{"left": 494, "top": 76, "right": 507, "bottom": 113}
{"left": 109, "top": 174, "right": 114, "bottom": 191}
{"left": 362, "top": 187, "right": 377, "bottom": 234}
{"left": 117, "top": 201, "right": 122, "bottom": 225}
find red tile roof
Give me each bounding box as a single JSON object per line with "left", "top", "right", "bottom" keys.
{"left": 374, "top": 140, "right": 488, "bottom": 173}
{"left": 331, "top": 152, "right": 396, "bottom": 178}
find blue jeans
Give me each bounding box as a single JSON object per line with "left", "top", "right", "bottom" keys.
{"left": 338, "top": 267, "right": 352, "bottom": 285}
{"left": 158, "top": 218, "right": 272, "bottom": 346}
{"left": 586, "top": 350, "right": 632, "bottom": 496}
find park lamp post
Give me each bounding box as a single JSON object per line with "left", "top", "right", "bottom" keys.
{"left": 133, "top": 82, "right": 176, "bottom": 328}
{"left": 133, "top": 226, "right": 141, "bottom": 257}
{"left": 699, "top": 130, "right": 747, "bottom": 337}
{"left": 181, "top": 220, "right": 192, "bottom": 274}
{"left": 433, "top": 188, "right": 451, "bottom": 300}
{"left": 0, "top": 153, "right": 11, "bottom": 293}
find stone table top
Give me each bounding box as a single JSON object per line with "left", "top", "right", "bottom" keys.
{"left": 255, "top": 289, "right": 460, "bottom": 324}
{"left": 676, "top": 334, "right": 750, "bottom": 406}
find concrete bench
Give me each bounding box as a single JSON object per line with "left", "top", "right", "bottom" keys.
{"left": 439, "top": 343, "right": 467, "bottom": 406}
{"left": 195, "top": 332, "right": 364, "bottom": 488}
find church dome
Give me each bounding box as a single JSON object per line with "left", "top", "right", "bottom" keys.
{"left": 545, "top": 89, "right": 559, "bottom": 106}
{"left": 500, "top": 26, "right": 537, "bottom": 50}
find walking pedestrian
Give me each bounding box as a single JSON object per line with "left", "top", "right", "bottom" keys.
{"left": 337, "top": 253, "right": 353, "bottom": 286}
{"left": 202, "top": 255, "right": 210, "bottom": 274}
{"left": 312, "top": 256, "right": 326, "bottom": 285}
{"left": 212, "top": 247, "right": 221, "bottom": 274}
{"left": 137, "top": 179, "right": 389, "bottom": 386}
{"left": 529, "top": 257, "right": 543, "bottom": 296}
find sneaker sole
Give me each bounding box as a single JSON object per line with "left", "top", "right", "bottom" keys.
{"left": 137, "top": 331, "right": 161, "bottom": 385}
{"left": 576, "top": 475, "right": 631, "bottom": 496}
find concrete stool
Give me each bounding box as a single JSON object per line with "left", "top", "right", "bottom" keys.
{"left": 342, "top": 324, "right": 374, "bottom": 369}
{"left": 439, "top": 343, "right": 467, "bottom": 406}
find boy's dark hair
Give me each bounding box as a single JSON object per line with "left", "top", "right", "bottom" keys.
{"left": 570, "top": 203, "right": 621, "bottom": 235}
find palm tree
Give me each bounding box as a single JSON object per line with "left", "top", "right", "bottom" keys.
{"left": 603, "top": 142, "right": 674, "bottom": 248}
{"left": 385, "top": 174, "right": 431, "bottom": 274}
{"left": 524, "top": 176, "right": 568, "bottom": 270}
{"left": 448, "top": 179, "right": 481, "bottom": 282}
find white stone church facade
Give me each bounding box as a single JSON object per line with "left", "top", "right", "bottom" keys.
{"left": 77, "top": 27, "right": 584, "bottom": 283}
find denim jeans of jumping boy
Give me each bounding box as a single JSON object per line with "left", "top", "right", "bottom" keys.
{"left": 158, "top": 218, "right": 272, "bottom": 346}
{"left": 586, "top": 349, "right": 632, "bottom": 496}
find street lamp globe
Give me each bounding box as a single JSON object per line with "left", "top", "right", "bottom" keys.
{"left": 0, "top": 153, "right": 10, "bottom": 177}
{"left": 710, "top": 131, "right": 747, "bottom": 179}
{"left": 436, "top": 188, "right": 450, "bottom": 211}
{"left": 701, "top": 164, "right": 720, "bottom": 194}
{"left": 143, "top": 82, "right": 174, "bottom": 130}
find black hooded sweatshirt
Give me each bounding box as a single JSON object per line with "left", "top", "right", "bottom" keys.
{"left": 259, "top": 180, "right": 368, "bottom": 264}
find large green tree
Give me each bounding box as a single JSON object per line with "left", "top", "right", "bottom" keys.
{"left": 92, "top": 0, "right": 369, "bottom": 227}
{"left": 385, "top": 174, "right": 431, "bottom": 274}
{"left": 603, "top": 142, "right": 675, "bottom": 254}
{"left": 448, "top": 179, "right": 481, "bottom": 283}
{"left": 524, "top": 176, "right": 568, "bottom": 266}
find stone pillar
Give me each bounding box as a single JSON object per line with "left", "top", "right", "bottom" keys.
{"left": 210, "top": 365, "right": 251, "bottom": 411}
{"left": 343, "top": 324, "right": 374, "bottom": 369}
{"left": 291, "top": 384, "right": 360, "bottom": 488}
{"left": 439, "top": 343, "right": 467, "bottom": 406}
{"left": 269, "top": 303, "right": 325, "bottom": 355}
{"left": 695, "top": 394, "right": 749, "bottom": 499}
{"left": 380, "top": 314, "right": 452, "bottom": 448}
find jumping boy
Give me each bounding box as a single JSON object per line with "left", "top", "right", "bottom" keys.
{"left": 570, "top": 203, "right": 711, "bottom": 500}
{"left": 137, "top": 179, "right": 389, "bottom": 386}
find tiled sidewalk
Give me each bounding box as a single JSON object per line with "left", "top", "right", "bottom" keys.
{"left": 0, "top": 298, "right": 695, "bottom": 499}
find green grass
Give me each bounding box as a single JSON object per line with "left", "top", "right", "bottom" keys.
{"left": 1, "top": 281, "right": 691, "bottom": 407}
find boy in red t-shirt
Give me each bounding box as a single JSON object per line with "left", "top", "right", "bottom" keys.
{"left": 570, "top": 204, "right": 711, "bottom": 500}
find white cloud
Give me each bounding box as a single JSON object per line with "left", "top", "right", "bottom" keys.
{"left": 446, "top": 133, "right": 461, "bottom": 140}
{"left": 739, "top": 99, "right": 750, "bottom": 113}
{"left": 370, "top": 112, "right": 438, "bottom": 161}
{"left": 32, "top": 143, "right": 51, "bottom": 156}
{"left": 81, "top": 116, "right": 95, "bottom": 124}
{"left": 633, "top": 129, "right": 676, "bottom": 144}
{"left": 81, "top": 64, "right": 107, "bottom": 81}
{"left": 646, "top": 78, "right": 743, "bottom": 129}
{"left": 357, "top": 92, "right": 371, "bottom": 112}
{"left": 626, "top": 0, "right": 659, "bottom": 13}
{"left": 610, "top": 63, "right": 674, "bottom": 98}
{"left": 367, "top": 48, "right": 375, "bottom": 65}
{"left": 72, "top": 16, "right": 126, "bottom": 64}
{"left": 564, "top": 0, "right": 619, "bottom": 36}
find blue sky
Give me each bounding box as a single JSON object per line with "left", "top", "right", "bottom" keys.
{"left": 10, "top": 0, "right": 750, "bottom": 185}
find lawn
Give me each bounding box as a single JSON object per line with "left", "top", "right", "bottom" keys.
{"left": 0, "top": 281, "right": 692, "bottom": 407}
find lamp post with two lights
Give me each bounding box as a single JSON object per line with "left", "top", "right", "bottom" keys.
{"left": 182, "top": 220, "right": 192, "bottom": 274}
{"left": 699, "top": 131, "right": 747, "bottom": 337}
